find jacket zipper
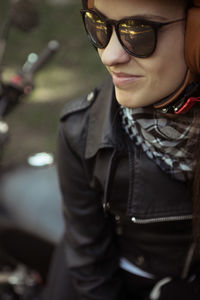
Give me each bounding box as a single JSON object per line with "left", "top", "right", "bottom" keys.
{"left": 131, "top": 214, "right": 193, "bottom": 224}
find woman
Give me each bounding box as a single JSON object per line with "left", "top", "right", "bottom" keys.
{"left": 51, "top": 0, "right": 200, "bottom": 299}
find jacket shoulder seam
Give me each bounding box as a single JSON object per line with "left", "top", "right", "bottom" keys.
{"left": 60, "top": 89, "right": 98, "bottom": 121}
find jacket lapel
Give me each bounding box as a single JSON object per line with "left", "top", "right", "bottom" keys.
{"left": 85, "top": 77, "right": 123, "bottom": 159}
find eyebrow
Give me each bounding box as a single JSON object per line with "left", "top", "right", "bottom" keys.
{"left": 93, "top": 7, "right": 169, "bottom": 22}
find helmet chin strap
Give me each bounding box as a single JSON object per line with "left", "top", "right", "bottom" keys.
{"left": 153, "top": 69, "right": 196, "bottom": 110}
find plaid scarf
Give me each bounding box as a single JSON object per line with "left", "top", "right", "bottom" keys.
{"left": 121, "top": 106, "right": 199, "bottom": 181}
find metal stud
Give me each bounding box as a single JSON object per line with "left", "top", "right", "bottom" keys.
{"left": 87, "top": 91, "right": 94, "bottom": 102}
{"left": 161, "top": 108, "right": 168, "bottom": 114}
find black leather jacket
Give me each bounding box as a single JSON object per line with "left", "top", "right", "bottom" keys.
{"left": 57, "top": 77, "right": 199, "bottom": 300}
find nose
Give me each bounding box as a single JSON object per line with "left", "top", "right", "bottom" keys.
{"left": 98, "top": 29, "right": 131, "bottom": 67}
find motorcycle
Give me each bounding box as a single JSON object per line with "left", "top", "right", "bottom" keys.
{"left": 0, "top": 1, "right": 65, "bottom": 299}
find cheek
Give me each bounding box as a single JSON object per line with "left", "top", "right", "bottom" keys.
{"left": 143, "top": 29, "right": 187, "bottom": 93}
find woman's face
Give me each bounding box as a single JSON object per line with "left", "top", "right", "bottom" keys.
{"left": 94, "top": 0, "right": 187, "bottom": 108}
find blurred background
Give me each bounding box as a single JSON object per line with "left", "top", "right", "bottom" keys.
{"left": 0, "top": 0, "right": 106, "bottom": 166}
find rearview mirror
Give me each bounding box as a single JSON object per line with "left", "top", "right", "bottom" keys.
{"left": 11, "top": 0, "right": 39, "bottom": 32}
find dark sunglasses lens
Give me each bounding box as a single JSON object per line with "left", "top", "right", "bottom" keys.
{"left": 84, "top": 11, "right": 109, "bottom": 48}
{"left": 119, "top": 20, "right": 156, "bottom": 57}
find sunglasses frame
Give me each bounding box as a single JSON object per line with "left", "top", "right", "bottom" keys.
{"left": 81, "top": 9, "right": 185, "bottom": 58}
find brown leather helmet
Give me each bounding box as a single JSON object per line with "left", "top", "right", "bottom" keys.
{"left": 81, "top": 0, "right": 200, "bottom": 110}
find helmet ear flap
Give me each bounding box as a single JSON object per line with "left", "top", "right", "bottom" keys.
{"left": 185, "top": 4, "right": 200, "bottom": 76}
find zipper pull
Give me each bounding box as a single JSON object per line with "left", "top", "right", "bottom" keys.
{"left": 149, "top": 277, "right": 172, "bottom": 300}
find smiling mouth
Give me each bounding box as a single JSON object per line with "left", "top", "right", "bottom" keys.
{"left": 111, "top": 72, "right": 143, "bottom": 87}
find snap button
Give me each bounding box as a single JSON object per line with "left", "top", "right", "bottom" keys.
{"left": 103, "top": 202, "right": 110, "bottom": 210}
{"left": 131, "top": 217, "right": 136, "bottom": 223}
{"left": 87, "top": 91, "right": 94, "bottom": 102}
{"left": 115, "top": 215, "right": 120, "bottom": 222}
{"left": 135, "top": 256, "right": 145, "bottom": 267}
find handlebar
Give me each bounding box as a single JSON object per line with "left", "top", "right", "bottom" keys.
{"left": 13, "top": 40, "right": 60, "bottom": 86}
{"left": 0, "top": 40, "right": 60, "bottom": 117}
{"left": 24, "top": 40, "right": 59, "bottom": 76}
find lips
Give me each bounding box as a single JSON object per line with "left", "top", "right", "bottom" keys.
{"left": 111, "top": 72, "right": 143, "bottom": 87}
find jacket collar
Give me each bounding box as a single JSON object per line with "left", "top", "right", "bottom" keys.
{"left": 85, "top": 77, "right": 124, "bottom": 159}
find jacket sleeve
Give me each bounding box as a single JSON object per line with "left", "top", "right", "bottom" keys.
{"left": 57, "top": 121, "right": 123, "bottom": 300}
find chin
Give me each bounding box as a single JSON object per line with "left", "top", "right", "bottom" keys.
{"left": 115, "top": 88, "right": 146, "bottom": 108}
{"left": 114, "top": 87, "right": 164, "bottom": 109}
